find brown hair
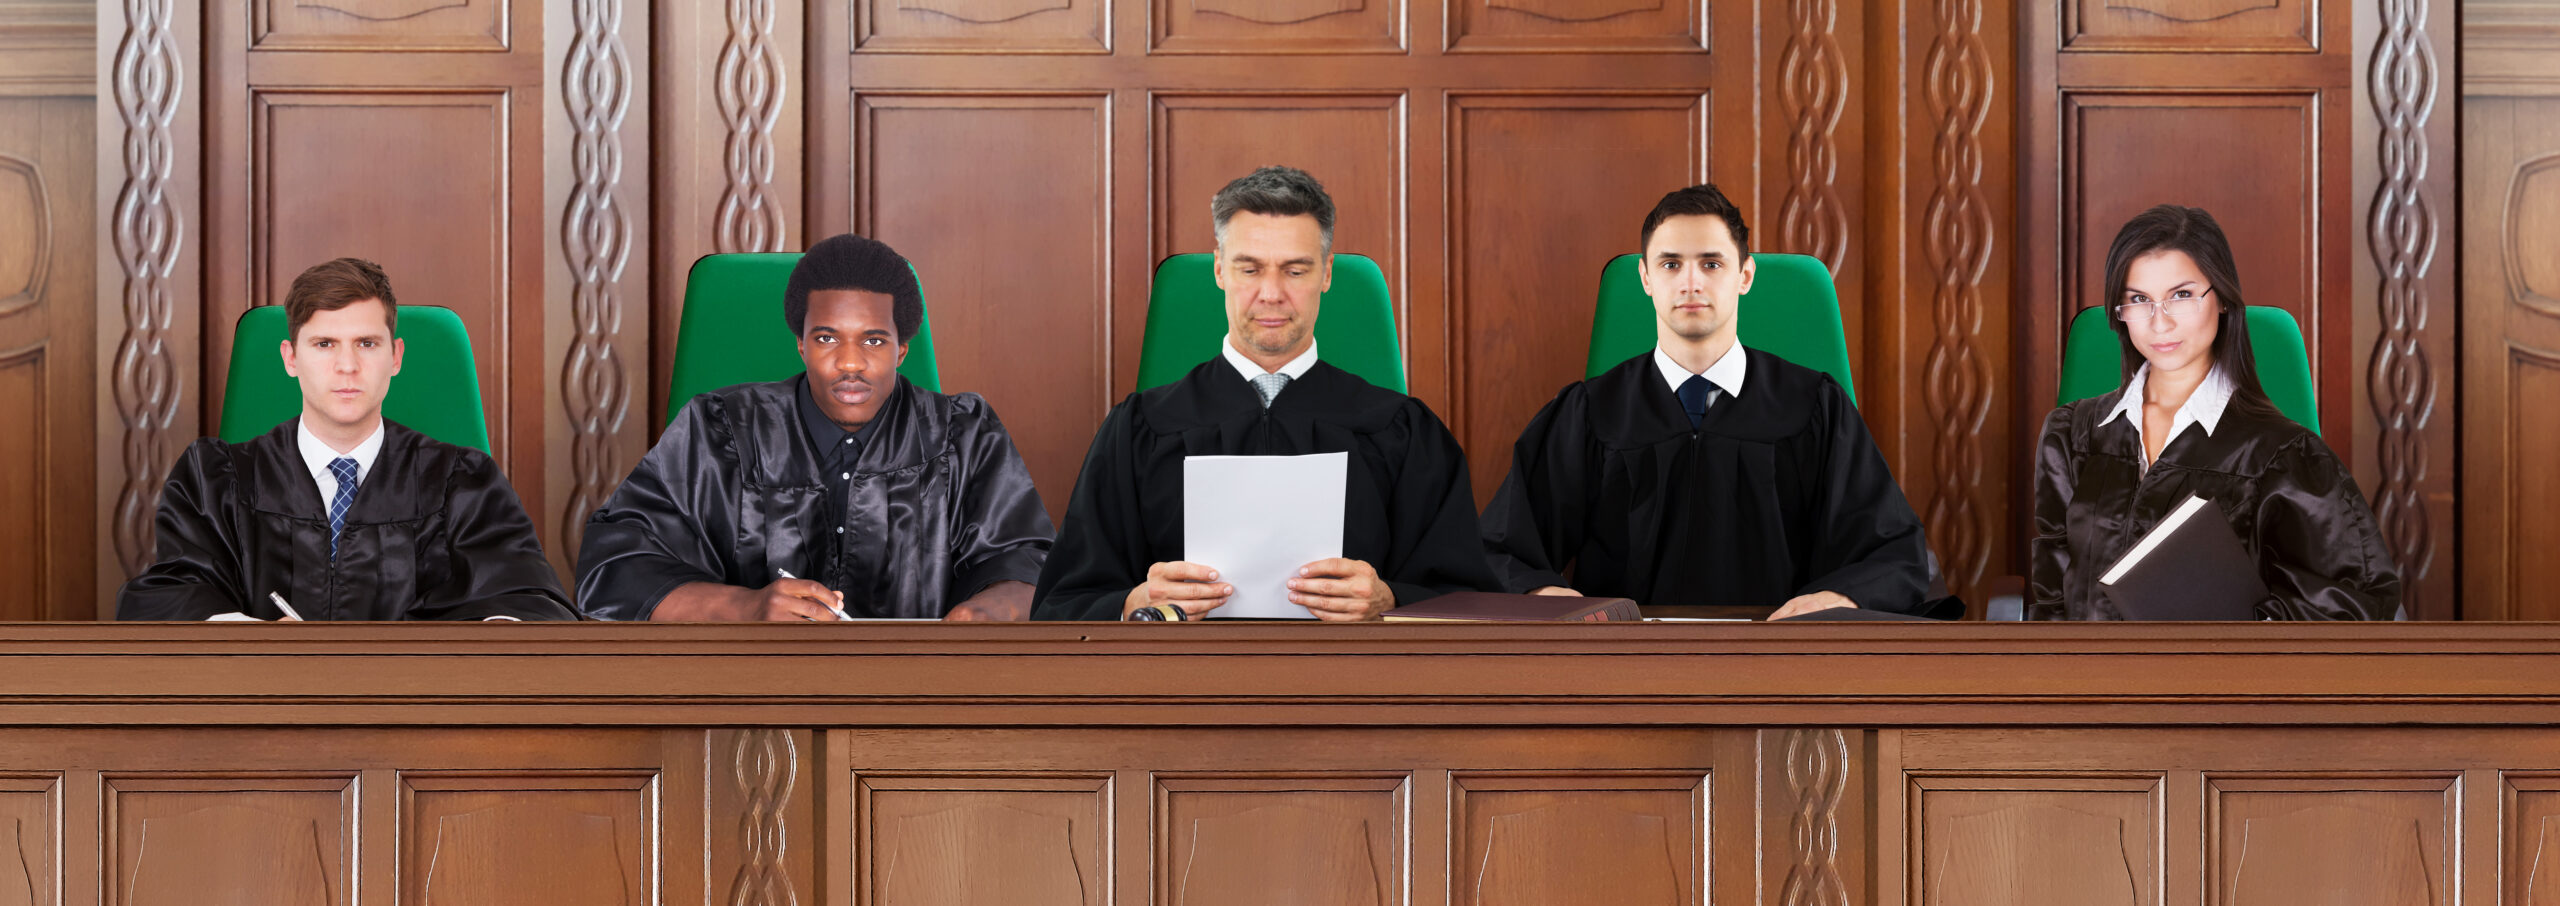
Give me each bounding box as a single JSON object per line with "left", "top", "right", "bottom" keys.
{"left": 2098, "top": 205, "right": 2281, "bottom": 420}
{"left": 283, "top": 257, "right": 398, "bottom": 340}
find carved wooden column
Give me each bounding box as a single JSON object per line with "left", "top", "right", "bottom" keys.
{"left": 547, "top": 0, "right": 651, "bottom": 579}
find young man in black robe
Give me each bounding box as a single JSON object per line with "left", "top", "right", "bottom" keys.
{"left": 578, "top": 234, "right": 1054, "bottom": 621}
{"left": 1033, "top": 166, "right": 1493, "bottom": 621}
{"left": 117, "top": 258, "right": 576, "bottom": 621}
{"left": 1479, "top": 184, "right": 1932, "bottom": 617}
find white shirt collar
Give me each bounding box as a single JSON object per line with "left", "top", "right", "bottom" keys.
{"left": 1653, "top": 341, "right": 1748, "bottom": 399}
{"left": 1221, "top": 335, "right": 1320, "bottom": 384}
{"left": 296, "top": 417, "right": 386, "bottom": 505}
{"left": 2103, "top": 362, "right": 2234, "bottom": 467}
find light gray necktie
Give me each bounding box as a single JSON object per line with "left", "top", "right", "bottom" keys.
{"left": 1252, "top": 372, "right": 1290, "bottom": 408}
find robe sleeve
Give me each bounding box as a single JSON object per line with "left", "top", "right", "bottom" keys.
{"left": 1479, "top": 390, "right": 1583, "bottom": 594}
{"left": 2251, "top": 436, "right": 2402, "bottom": 621}
{"left": 407, "top": 453, "right": 578, "bottom": 622}
{"left": 1795, "top": 381, "right": 1930, "bottom": 613}
{"left": 116, "top": 440, "right": 255, "bottom": 621}
{"left": 943, "top": 396, "right": 1055, "bottom": 605}
{"left": 1377, "top": 401, "right": 1500, "bottom": 607}
{"left": 1031, "top": 398, "right": 1149, "bottom": 620}
{"left": 576, "top": 402, "right": 740, "bottom": 619}
{"left": 2027, "top": 408, "right": 2076, "bottom": 621}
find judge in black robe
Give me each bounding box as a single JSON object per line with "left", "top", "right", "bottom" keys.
{"left": 577, "top": 233, "right": 1053, "bottom": 620}
{"left": 1481, "top": 349, "right": 1931, "bottom": 612}
{"left": 119, "top": 420, "right": 574, "bottom": 621}
{"left": 1031, "top": 354, "right": 1494, "bottom": 620}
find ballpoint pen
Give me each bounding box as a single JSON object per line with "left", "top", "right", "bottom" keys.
{"left": 775, "top": 569, "right": 854, "bottom": 621}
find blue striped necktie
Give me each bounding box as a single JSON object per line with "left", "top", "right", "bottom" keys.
{"left": 327, "top": 457, "right": 359, "bottom": 560}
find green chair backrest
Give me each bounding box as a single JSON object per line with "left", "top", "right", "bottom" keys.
{"left": 2057, "top": 304, "right": 2319, "bottom": 435}
{"left": 1135, "top": 253, "right": 1406, "bottom": 394}
{"left": 1586, "top": 252, "right": 1857, "bottom": 404}
{"left": 667, "top": 252, "right": 942, "bottom": 426}
{"left": 218, "top": 304, "right": 492, "bottom": 452}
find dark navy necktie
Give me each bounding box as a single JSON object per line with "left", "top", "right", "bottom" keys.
{"left": 327, "top": 457, "right": 359, "bottom": 560}
{"left": 1678, "top": 375, "right": 1719, "bottom": 427}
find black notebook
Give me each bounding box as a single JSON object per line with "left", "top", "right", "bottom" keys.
{"left": 2097, "top": 495, "right": 2268, "bottom": 621}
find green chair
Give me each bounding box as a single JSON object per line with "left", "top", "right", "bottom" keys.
{"left": 218, "top": 304, "right": 492, "bottom": 452}
{"left": 666, "top": 252, "right": 943, "bottom": 426}
{"left": 1134, "top": 253, "right": 1406, "bottom": 394}
{"left": 1584, "top": 253, "right": 1857, "bottom": 404}
{"left": 2056, "top": 305, "right": 2319, "bottom": 435}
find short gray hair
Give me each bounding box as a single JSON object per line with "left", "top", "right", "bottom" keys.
{"left": 1211, "top": 166, "right": 1335, "bottom": 255}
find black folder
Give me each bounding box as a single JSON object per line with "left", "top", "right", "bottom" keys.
{"left": 2097, "top": 495, "right": 2268, "bottom": 621}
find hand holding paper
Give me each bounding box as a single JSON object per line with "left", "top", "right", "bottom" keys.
{"left": 1181, "top": 452, "right": 1348, "bottom": 619}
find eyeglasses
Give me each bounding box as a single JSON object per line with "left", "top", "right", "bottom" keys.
{"left": 2115, "top": 287, "right": 2215, "bottom": 323}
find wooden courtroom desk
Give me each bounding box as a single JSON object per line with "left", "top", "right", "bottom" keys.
{"left": 2, "top": 622, "right": 2557, "bottom": 905}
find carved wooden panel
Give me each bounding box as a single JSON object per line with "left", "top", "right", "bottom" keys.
{"left": 0, "top": 93, "right": 97, "bottom": 622}
{"left": 104, "top": 776, "right": 355, "bottom": 906}
{"left": 1153, "top": 0, "right": 1400, "bottom": 54}
{"left": 2460, "top": 98, "right": 2560, "bottom": 620}
{"left": 2505, "top": 155, "right": 2560, "bottom": 314}
{"left": 0, "top": 777, "right": 55, "bottom": 906}
{"left": 249, "top": 90, "right": 514, "bottom": 452}
{"left": 858, "top": 0, "right": 1108, "bottom": 54}
{"left": 2364, "top": 0, "right": 2454, "bottom": 619}
{"left": 2501, "top": 349, "right": 2560, "bottom": 613}
{"left": 400, "top": 774, "right": 657, "bottom": 906}
{"left": 252, "top": 0, "right": 507, "bottom": 51}
{"left": 710, "top": 729, "right": 809, "bottom": 906}
{"left": 2501, "top": 775, "right": 2560, "bottom": 905}
{"left": 1910, "top": 776, "right": 2157, "bottom": 906}
{"left": 553, "top": 0, "right": 645, "bottom": 568}
{"left": 0, "top": 345, "right": 41, "bottom": 622}
{"left": 1451, "top": 773, "right": 1704, "bottom": 905}
{"left": 1155, "top": 775, "right": 1405, "bottom": 906}
{"left": 1446, "top": 0, "right": 1702, "bottom": 53}
{"left": 1150, "top": 93, "right": 1403, "bottom": 295}
{"left": 104, "top": 0, "right": 205, "bottom": 589}
{"left": 855, "top": 773, "right": 1109, "bottom": 905}
{"left": 2206, "top": 777, "right": 2455, "bottom": 906}
{"left": 1448, "top": 94, "right": 1703, "bottom": 504}
{"left": 2064, "top": 0, "right": 2315, "bottom": 53}
{"left": 856, "top": 93, "right": 1110, "bottom": 526}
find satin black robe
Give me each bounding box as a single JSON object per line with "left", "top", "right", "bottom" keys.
{"left": 2030, "top": 387, "right": 2401, "bottom": 620}
{"left": 1479, "top": 350, "right": 1931, "bottom": 611}
{"left": 578, "top": 377, "right": 1053, "bottom": 619}
{"left": 1032, "top": 359, "right": 1495, "bottom": 620}
{"left": 116, "top": 419, "right": 576, "bottom": 621}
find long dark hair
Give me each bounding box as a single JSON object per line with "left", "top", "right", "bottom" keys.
{"left": 2099, "top": 204, "right": 2282, "bottom": 418}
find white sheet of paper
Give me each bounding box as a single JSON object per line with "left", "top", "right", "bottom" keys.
{"left": 1183, "top": 452, "right": 1348, "bottom": 620}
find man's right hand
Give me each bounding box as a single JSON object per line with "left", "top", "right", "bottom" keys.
{"left": 1122, "top": 561, "right": 1234, "bottom": 620}
{"left": 651, "top": 579, "right": 844, "bottom": 622}
{"left": 1530, "top": 586, "right": 1583, "bottom": 596}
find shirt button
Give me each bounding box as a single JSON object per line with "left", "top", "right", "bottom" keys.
{"left": 842, "top": 438, "right": 852, "bottom": 444}
{"left": 840, "top": 472, "right": 850, "bottom": 480}
{"left": 836, "top": 526, "right": 845, "bottom": 534}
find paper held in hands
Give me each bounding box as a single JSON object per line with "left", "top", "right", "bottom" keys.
{"left": 1183, "top": 452, "right": 1348, "bottom": 619}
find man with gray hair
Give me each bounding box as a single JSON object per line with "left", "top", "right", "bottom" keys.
{"left": 1033, "top": 166, "right": 1493, "bottom": 620}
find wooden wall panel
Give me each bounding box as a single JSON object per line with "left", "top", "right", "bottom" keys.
{"left": 1153, "top": 0, "right": 1399, "bottom": 53}
{"left": 2064, "top": 0, "right": 2317, "bottom": 52}
{"left": 1151, "top": 93, "right": 1403, "bottom": 299}
{"left": 857, "top": 93, "right": 1109, "bottom": 525}
{"left": 400, "top": 774, "right": 656, "bottom": 905}
{"left": 1444, "top": 0, "right": 1701, "bottom": 53}
{"left": 0, "top": 776, "right": 55, "bottom": 906}
{"left": 252, "top": 0, "right": 509, "bottom": 51}
{"left": 1155, "top": 775, "right": 1405, "bottom": 905}
{"left": 855, "top": 773, "right": 1109, "bottom": 905}
{"left": 1909, "top": 777, "right": 2157, "bottom": 905}
{"left": 2206, "top": 778, "right": 2455, "bottom": 905}
{"left": 2505, "top": 776, "right": 2560, "bottom": 903}
{"left": 0, "top": 89, "right": 91, "bottom": 623}
{"left": 859, "top": 0, "right": 1109, "bottom": 55}
{"left": 707, "top": 730, "right": 812, "bottom": 906}
{"left": 1450, "top": 773, "right": 1704, "bottom": 905}
{"left": 104, "top": 777, "right": 356, "bottom": 906}
{"left": 1448, "top": 95, "right": 1703, "bottom": 505}
{"left": 2459, "top": 12, "right": 2560, "bottom": 621}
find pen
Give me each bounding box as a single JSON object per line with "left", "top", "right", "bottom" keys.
{"left": 775, "top": 569, "right": 853, "bottom": 621}
{"left": 267, "top": 592, "right": 306, "bottom": 622}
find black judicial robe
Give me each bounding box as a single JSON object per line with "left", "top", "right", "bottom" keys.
{"left": 2030, "top": 388, "right": 2400, "bottom": 620}
{"left": 116, "top": 420, "right": 576, "bottom": 621}
{"left": 1479, "top": 350, "right": 1930, "bottom": 611}
{"left": 578, "top": 377, "right": 1052, "bottom": 619}
{"left": 1031, "top": 359, "right": 1495, "bottom": 620}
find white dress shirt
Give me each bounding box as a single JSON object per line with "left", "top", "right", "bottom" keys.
{"left": 1653, "top": 341, "right": 1748, "bottom": 401}
{"left": 296, "top": 417, "right": 385, "bottom": 506}
{"left": 1222, "top": 335, "right": 1321, "bottom": 383}
{"left": 2102, "top": 362, "right": 2235, "bottom": 471}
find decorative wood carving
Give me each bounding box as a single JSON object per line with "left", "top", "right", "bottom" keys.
{"left": 0, "top": 779, "right": 54, "bottom": 906}
{"left": 1778, "top": 729, "right": 1846, "bottom": 906}
{"left": 1919, "top": 0, "right": 1996, "bottom": 593}
{"left": 1444, "top": 0, "right": 1699, "bottom": 51}
{"left": 402, "top": 777, "right": 656, "bottom": 906}
{"left": 560, "top": 0, "right": 634, "bottom": 562}
{"left": 1452, "top": 773, "right": 1704, "bottom": 905}
{"left": 2099, "top": 0, "right": 2275, "bottom": 23}
{"left": 2367, "top": 0, "right": 2442, "bottom": 617}
{"left": 715, "top": 0, "right": 785, "bottom": 254}
{"left": 1155, "top": 777, "right": 1404, "bottom": 906}
{"left": 858, "top": 773, "right": 1110, "bottom": 905}
{"left": 2208, "top": 779, "right": 2455, "bottom": 906}
{"left": 108, "top": 0, "right": 186, "bottom": 578}
{"left": 294, "top": 0, "right": 469, "bottom": 20}
{"left": 897, "top": 0, "right": 1072, "bottom": 25}
{"left": 1482, "top": 0, "right": 1654, "bottom": 24}
{"left": 1775, "top": 0, "right": 1845, "bottom": 273}
{"left": 107, "top": 778, "right": 356, "bottom": 906}
{"left": 1908, "top": 776, "right": 2157, "bottom": 906}
{"left": 0, "top": 152, "right": 48, "bottom": 316}
{"left": 726, "top": 729, "right": 798, "bottom": 906}
{"left": 2506, "top": 155, "right": 2560, "bottom": 313}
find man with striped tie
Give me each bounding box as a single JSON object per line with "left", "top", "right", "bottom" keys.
{"left": 117, "top": 258, "right": 575, "bottom": 621}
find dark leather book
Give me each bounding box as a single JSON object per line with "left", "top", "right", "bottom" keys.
{"left": 2097, "top": 494, "right": 2269, "bottom": 621}
{"left": 1382, "top": 592, "right": 1643, "bottom": 622}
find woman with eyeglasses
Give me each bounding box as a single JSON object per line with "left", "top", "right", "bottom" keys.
{"left": 2028, "top": 205, "right": 2400, "bottom": 620}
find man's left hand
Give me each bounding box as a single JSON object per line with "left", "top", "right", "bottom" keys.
{"left": 945, "top": 581, "right": 1033, "bottom": 621}
{"left": 1289, "top": 559, "right": 1395, "bottom": 621}
{"left": 1770, "top": 590, "right": 1857, "bottom": 620}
